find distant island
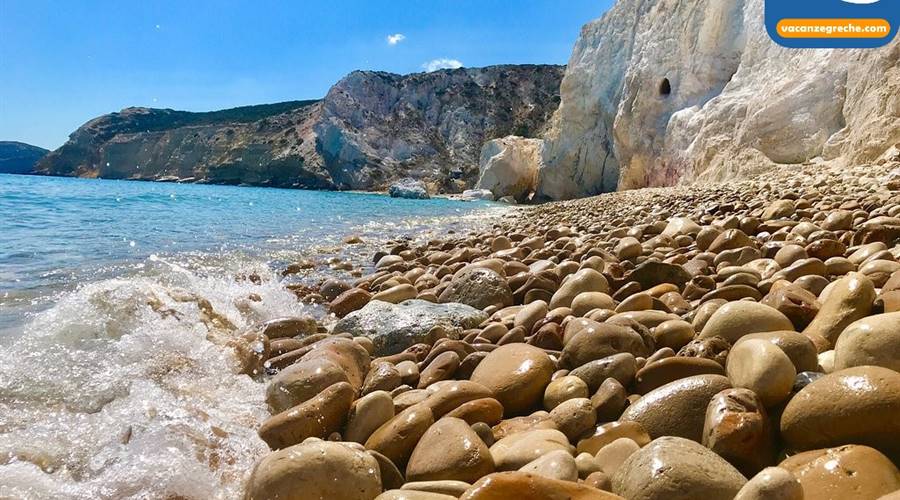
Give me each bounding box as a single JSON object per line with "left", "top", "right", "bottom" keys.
{"left": 0, "top": 141, "right": 48, "bottom": 174}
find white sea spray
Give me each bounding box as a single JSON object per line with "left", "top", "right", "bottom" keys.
{"left": 0, "top": 176, "right": 509, "bottom": 499}
{"left": 0, "top": 258, "right": 305, "bottom": 499}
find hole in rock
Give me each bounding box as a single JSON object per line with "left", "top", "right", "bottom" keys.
{"left": 659, "top": 78, "right": 671, "bottom": 96}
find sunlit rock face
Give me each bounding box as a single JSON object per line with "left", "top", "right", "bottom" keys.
{"left": 535, "top": 0, "right": 900, "bottom": 200}
{"left": 475, "top": 136, "right": 544, "bottom": 202}
{"left": 316, "top": 65, "right": 564, "bottom": 193}
{"left": 36, "top": 65, "right": 564, "bottom": 193}
{"left": 34, "top": 100, "right": 332, "bottom": 188}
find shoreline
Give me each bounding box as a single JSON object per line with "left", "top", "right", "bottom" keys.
{"left": 1, "top": 161, "right": 898, "bottom": 498}
{"left": 0, "top": 184, "right": 513, "bottom": 499}
{"left": 2, "top": 172, "right": 522, "bottom": 207}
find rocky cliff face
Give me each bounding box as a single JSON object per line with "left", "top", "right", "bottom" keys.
{"left": 530, "top": 0, "right": 900, "bottom": 200}
{"left": 317, "top": 66, "right": 563, "bottom": 192}
{"left": 0, "top": 141, "right": 49, "bottom": 174}
{"left": 36, "top": 101, "right": 332, "bottom": 187}
{"left": 36, "top": 65, "right": 564, "bottom": 192}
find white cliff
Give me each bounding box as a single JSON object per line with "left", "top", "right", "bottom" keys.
{"left": 529, "top": 0, "right": 900, "bottom": 200}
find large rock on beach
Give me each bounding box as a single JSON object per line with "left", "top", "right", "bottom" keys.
{"left": 489, "top": 429, "right": 574, "bottom": 471}
{"left": 265, "top": 356, "right": 351, "bottom": 413}
{"left": 619, "top": 374, "right": 732, "bottom": 442}
{"left": 475, "top": 136, "right": 543, "bottom": 202}
{"left": 334, "top": 299, "right": 487, "bottom": 355}
{"left": 550, "top": 268, "right": 610, "bottom": 309}
{"left": 257, "top": 381, "right": 355, "bottom": 449}
{"left": 470, "top": 343, "right": 554, "bottom": 416}
{"left": 366, "top": 404, "right": 436, "bottom": 468}
{"left": 561, "top": 324, "right": 648, "bottom": 369}
{"left": 779, "top": 445, "right": 900, "bottom": 500}
{"left": 833, "top": 312, "right": 900, "bottom": 371}
{"left": 624, "top": 261, "right": 691, "bottom": 290}
{"left": 439, "top": 267, "right": 513, "bottom": 310}
{"left": 406, "top": 417, "right": 495, "bottom": 483}
{"left": 733, "top": 330, "right": 818, "bottom": 373}
{"left": 460, "top": 189, "right": 495, "bottom": 201}
{"left": 460, "top": 471, "right": 622, "bottom": 499}
{"left": 802, "top": 272, "right": 876, "bottom": 346}
{"left": 725, "top": 339, "right": 796, "bottom": 408}
{"left": 699, "top": 302, "right": 793, "bottom": 344}
{"left": 702, "top": 388, "right": 774, "bottom": 475}
{"left": 330, "top": 288, "right": 373, "bottom": 318}
{"left": 733, "top": 467, "right": 803, "bottom": 500}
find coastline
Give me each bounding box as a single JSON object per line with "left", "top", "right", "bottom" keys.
{"left": 0, "top": 173, "right": 507, "bottom": 332}
{"left": 2, "top": 161, "right": 898, "bottom": 498}
{"left": 0, "top": 183, "right": 512, "bottom": 498}
{"left": 3, "top": 171, "right": 518, "bottom": 206}
{"left": 4, "top": 0, "right": 899, "bottom": 496}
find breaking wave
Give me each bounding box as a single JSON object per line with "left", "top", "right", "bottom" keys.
{"left": 0, "top": 175, "right": 508, "bottom": 499}
{"left": 0, "top": 256, "right": 306, "bottom": 499}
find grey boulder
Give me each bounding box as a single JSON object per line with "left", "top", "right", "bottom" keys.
{"left": 439, "top": 267, "right": 513, "bottom": 310}
{"left": 388, "top": 178, "right": 430, "bottom": 199}
{"left": 333, "top": 299, "right": 487, "bottom": 355}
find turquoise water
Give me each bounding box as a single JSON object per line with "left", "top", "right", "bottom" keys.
{"left": 0, "top": 174, "right": 491, "bottom": 332}
{"left": 0, "top": 173, "right": 498, "bottom": 499}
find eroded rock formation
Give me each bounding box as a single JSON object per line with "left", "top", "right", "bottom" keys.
{"left": 315, "top": 66, "right": 563, "bottom": 192}
{"left": 530, "top": 0, "right": 900, "bottom": 200}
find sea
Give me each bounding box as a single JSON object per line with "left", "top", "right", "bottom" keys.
{"left": 0, "top": 173, "right": 501, "bottom": 499}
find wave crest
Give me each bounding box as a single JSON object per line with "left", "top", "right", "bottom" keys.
{"left": 0, "top": 257, "right": 309, "bottom": 499}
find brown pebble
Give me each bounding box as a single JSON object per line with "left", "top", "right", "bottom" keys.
{"left": 702, "top": 388, "right": 774, "bottom": 476}
{"left": 406, "top": 417, "right": 495, "bottom": 483}
{"left": 619, "top": 374, "right": 732, "bottom": 441}
{"left": 366, "top": 403, "right": 436, "bottom": 468}
{"left": 779, "top": 445, "right": 900, "bottom": 500}
{"left": 258, "top": 381, "right": 355, "bottom": 450}
{"left": 633, "top": 357, "right": 725, "bottom": 395}
{"left": 470, "top": 344, "right": 554, "bottom": 416}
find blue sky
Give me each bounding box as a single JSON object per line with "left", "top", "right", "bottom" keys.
{"left": 0, "top": 0, "right": 613, "bottom": 150}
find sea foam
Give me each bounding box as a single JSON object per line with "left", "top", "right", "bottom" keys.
{"left": 0, "top": 257, "right": 305, "bottom": 499}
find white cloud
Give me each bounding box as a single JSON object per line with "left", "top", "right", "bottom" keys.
{"left": 422, "top": 58, "right": 463, "bottom": 72}
{"left": 386, "top": 33, "right": 406, "bottom": 45}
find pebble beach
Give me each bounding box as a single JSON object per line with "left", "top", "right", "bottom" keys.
{"left": 237, "top": 160, "right": 900, "bottom": 499}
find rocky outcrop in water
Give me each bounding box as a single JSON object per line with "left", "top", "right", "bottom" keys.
{"left": 36, "top": 65, "right": 564, "bottom": 192}
{"left": 0, "top": 141, "right": 48, "bottom": 174}
{"left": 482, "top": 0, "right": 900, "bottom": 201}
